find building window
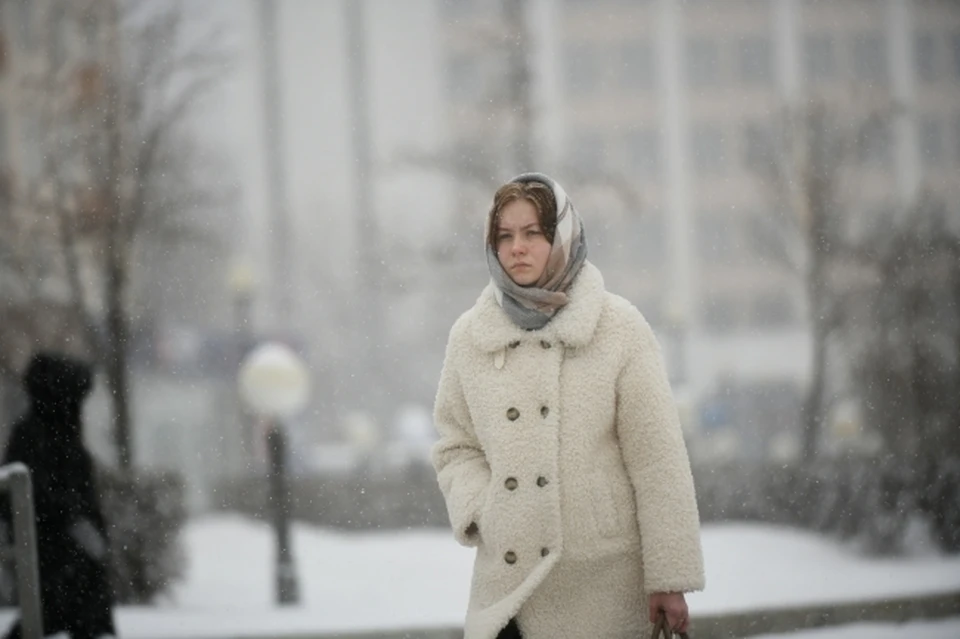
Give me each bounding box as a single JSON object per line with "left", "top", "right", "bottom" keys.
{"left": 0, "top": 107, "right": 7, "bottom": 168}
{"left": 956, "top": 113, "right": 960, "bottom": 164}
{"left": 914, "top": 31, "right": 938, "bottom": 83}
{"left": 692, "top": 123, "right": 727, "bottom": 175}
{"left": 738, "top": 36, "right": 773, "bottom": 86}
{"left": 703, "top": 294, "right": 739, "bottom": 331}
{"left": 628, "top": 213, "right": 665, "bottom": 266}
{"left": 565, "top": 43, "right": 603, "bottom": 95}
{"left": 620, "top": 41, "right": 655, "bottom": 92}
{"left": 570, "top": 131, "right": 607, "bottom": 170}
{"left": 14, "top": 0, "right": 33, "bottom": 49}
{"left": 443, "top": 0, "right": 481, "bottom": 18}
{"left": 742, "top": 120, "right": 774, "bottom": 172}
{"left": 851, "top": 32, "right": 887, "bottom": 87}
{"left": 751, "top": 290, "right": 796, "bottom": 328}
{"left": 687, "top": 37, "right": 720, "bottom": 87}
{"left": 51, "top": 4, "right": 68, "bottom": 69}
{"left": 625, "top": 128, "right": 659, "bottom": 179}
{"left": 856, "top": 120, "right": 892, "bottom": 168}
{"left": 82, "top": 11, "right": 100, "bottom": 47}
{"left": 19, "top": 113, "right": 41, "bottom": 177}
{"left": 919, "top": 115, "right": 944, "bottom": 168}
{"left": 804, "top": 33, "right": 836, "bottom": 84}
{"left": 698, "top": 214, "right": 741, "bottom": 265}
{"left": 447, "top": 53, "right": 481, "bottom": 103}
{"left": 953, "top": 33, "right": 960, "bottom": 80}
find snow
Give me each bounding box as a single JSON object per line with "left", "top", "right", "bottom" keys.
{"left": 2, "top": 515, "right": 959, "bottom": 638}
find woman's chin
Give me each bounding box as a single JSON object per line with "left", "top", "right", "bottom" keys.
{"left": 509, "top": 268, "right": 542, "bottom": 287}
{"left": 511, "top": 276, "right": 537, "bottom": 287}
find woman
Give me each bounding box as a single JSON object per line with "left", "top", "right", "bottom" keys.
{"left": 431, "top": 173, "right": 704, "bottom": 639}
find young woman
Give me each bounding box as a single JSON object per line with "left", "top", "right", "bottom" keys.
{"left": 431, "top": 173, "right": 704, "bottom": 639}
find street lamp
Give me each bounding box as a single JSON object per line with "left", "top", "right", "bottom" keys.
{"left": 238, "top": 342, "right": 310, "bottom": 605}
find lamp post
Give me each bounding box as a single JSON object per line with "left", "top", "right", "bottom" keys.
{"left": 229, "top": 261, "right": 256, "bottom": 468}
{"left": 238, "top": 342, "right": 310, "bottom": 605}
{"left": 665, "top": 300, "right": 688, "bottom": 387}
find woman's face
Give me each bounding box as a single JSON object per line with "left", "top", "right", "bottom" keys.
{"left": 495, "top": 198, "right": 552, "bottom": 286}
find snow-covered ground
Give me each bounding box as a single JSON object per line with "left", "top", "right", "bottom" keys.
{"left": 2, "top": 515, "right": 959, "bottom": 638}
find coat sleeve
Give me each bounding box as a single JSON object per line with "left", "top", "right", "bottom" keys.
{"left": 431, "top": 326, "right": 491, "bottom": 548}
{"left": 615, "top": 311, "right": 705, "bottom": 594}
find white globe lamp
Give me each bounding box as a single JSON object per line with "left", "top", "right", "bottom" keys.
{"left": 238, "top": 342, "right": 310, "bottom": 419}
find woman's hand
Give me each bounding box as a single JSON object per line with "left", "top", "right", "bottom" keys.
{"left": 648, "top": 591, "right": 690, "bottom": 634}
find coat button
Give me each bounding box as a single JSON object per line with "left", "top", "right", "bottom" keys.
{"left": 509, "top": 340, "right": 520, "bottom": 349}
{"left": 540, "top": 340, "right": 551, "bottom": 349}
{"left": 540, "top": 405, "right": 549, "bottom": 418}
{"left": 505, "top": 477, "right": 518, "bottom": 491}
{"left": 541, "top": 547, "right": 550, "bottom": 557}
{"left": 537, "top": 476, "right": 549, "bottom": 488}
{"left": 504, "top": 551, "right": 517, "bottom": 564}
{"left": 506, "top": 407, "right": 520, "bottom": 421}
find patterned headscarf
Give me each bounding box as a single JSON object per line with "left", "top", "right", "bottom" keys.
{"left": 485, "top": 172, "right": 588, "bottom": 330}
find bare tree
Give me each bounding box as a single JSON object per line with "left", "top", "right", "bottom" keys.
{"left": 749, "top": 98, "right": 891, "bottom": 462}
{"left": 0, "top": 0, "right": 231, "bottom": 468}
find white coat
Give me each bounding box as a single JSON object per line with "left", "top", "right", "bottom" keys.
{"left": 432, "top": 262, "right": 705, "bottom": 639}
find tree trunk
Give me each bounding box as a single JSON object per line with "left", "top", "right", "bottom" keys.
{"left": 104, "top": 0, "right": 132, "bottom": 470}
{"left": 802, "top": 309, "right": 827, "bottom": 462}
{"left": 106, "top": 246, "right": 133, "bottom": 470}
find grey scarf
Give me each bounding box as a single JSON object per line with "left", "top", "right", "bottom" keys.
{"left": 486, "top": 172, "right": 588, "bottom": 330}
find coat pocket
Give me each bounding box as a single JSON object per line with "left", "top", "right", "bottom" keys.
{"left": 590, "top": 472, "right": 622, "bottom": 538}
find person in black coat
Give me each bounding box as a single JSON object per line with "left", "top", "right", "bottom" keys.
{"left": 1, "top": 352, "right": 116, "bottom": 639}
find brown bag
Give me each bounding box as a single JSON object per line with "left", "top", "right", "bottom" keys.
{"left": 650, "top": 611, "right": 691, "bottom": 639}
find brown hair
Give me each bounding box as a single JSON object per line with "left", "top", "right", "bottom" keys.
{"left": 486, "top": 180, "right": 558, "bottom": 251}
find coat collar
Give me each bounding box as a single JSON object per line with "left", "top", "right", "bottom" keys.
{"left": 468, "top": 261, "right": 606, "bottom": 353}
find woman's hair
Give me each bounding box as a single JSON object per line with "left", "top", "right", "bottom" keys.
{"left": 486, "top": 180, "right": 558, "bottom": 251}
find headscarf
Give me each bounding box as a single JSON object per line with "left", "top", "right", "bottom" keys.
{"left": 485, "top": 172, "right": 587, "bottom": 330}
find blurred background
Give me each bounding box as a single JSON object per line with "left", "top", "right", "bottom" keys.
{"left": 0, "top": 0, "right": 959, "bottom": 631}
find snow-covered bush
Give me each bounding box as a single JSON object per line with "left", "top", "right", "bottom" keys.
{"left": 921, "top": 456, "right": 960, "bottom": 552}
{"left": 839, "top": 196, "right": 960, "bottom": 554}
{"left": 98, "top": 467, "right": 186, "bottom": 604}
{"left": 692, "top": 456, "right": 918, "bottom": 555}
{"left": 213, "top": 462, "right": 448, "bottom": 531}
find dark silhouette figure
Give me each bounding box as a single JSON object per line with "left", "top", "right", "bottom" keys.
{"left": 2, "top": 353, "right": 116, "bottom": 639}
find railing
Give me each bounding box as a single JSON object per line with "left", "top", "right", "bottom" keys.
{"left": 0, "top": 463, "right": 42, "bottom": 639}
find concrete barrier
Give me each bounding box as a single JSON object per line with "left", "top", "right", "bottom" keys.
{"left": 201, "top": 588, "right": 960, "bottom": 639}
{"left": 692, "top": 589, "right": 960, "bottom": 638}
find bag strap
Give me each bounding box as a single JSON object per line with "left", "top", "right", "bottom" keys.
{"left": 650, "top": 611, "right": 690, "bottom": 639}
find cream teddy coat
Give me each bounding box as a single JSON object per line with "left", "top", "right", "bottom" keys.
{"left": 432, "top": 261, "right": 705, "bottom": 639}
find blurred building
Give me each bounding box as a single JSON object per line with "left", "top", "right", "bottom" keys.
{"left": 437, "top": 0, "right": 960, "bottom": 449}
{"left": 56, "top": 0, "right": 953, "bottom": 472}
